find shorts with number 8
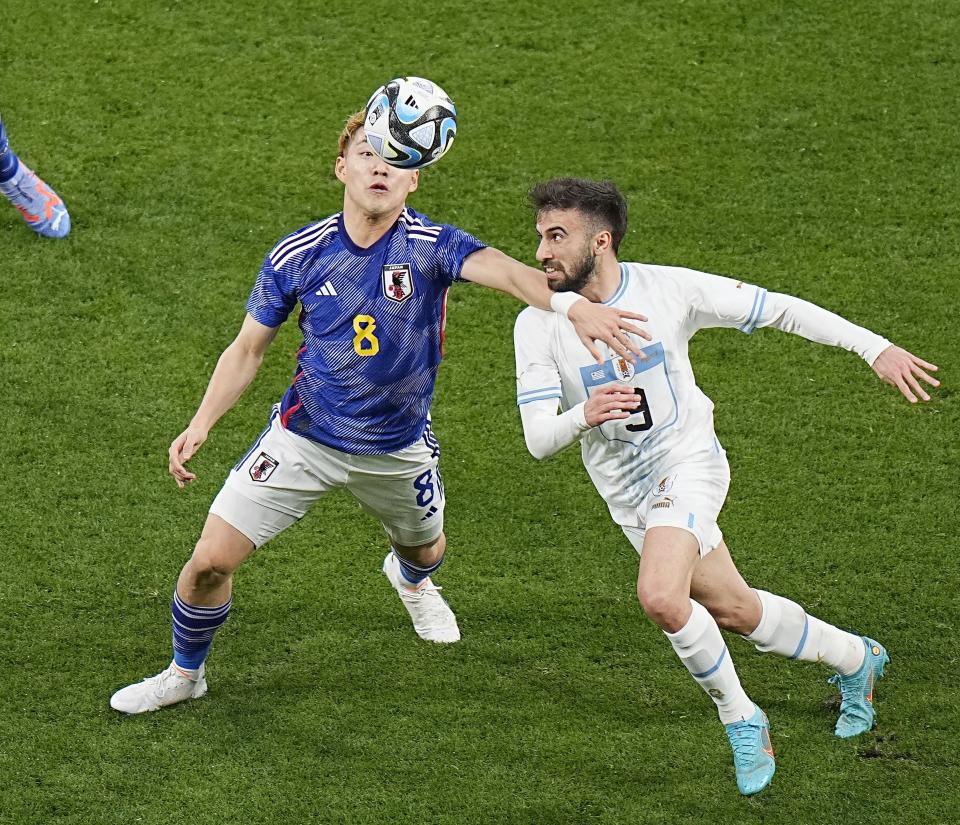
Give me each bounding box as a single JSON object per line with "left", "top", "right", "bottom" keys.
{"left": 210, "top": 405, "right": 445, "bottom": 548}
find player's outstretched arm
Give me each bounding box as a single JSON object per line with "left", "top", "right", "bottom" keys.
{"left": 169, "top": 314, "right": 280, "bottom": 488}
{"left": 870, "top": 344, "right": 940, "bottom": 403}
{"left": 741, "top": 291, "right": 941, "bottom": 405}
{"left": 461, "top": 246, "right": 650, "bottom": 362}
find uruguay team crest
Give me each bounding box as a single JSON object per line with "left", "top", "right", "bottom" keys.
{"left": 382, "top": 263, "right": 414, "bottom": 303}
{"left": 654, "top": 474, "right": 676, "bottom": 496}
{"left": 249, "top": 452, "right": 279, "bottom": 482}
{"left": 613, "top": 356, "right": 635, "bottom": 381}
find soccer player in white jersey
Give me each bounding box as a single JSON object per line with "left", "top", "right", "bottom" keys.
{"left": 514, "top": 178, "right": 940, "bottom": 795}
{"left": 109, "top": 117, "right": 647, "bottom": 715}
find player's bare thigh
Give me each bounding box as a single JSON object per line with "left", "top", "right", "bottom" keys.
{"left": 689, "top": 540, "right": 761, "bottom": 634}
{"left": 636, "top": 526, "right": 701, "bottom": 632}
{"left": 177, "top": 513, "right": 256, "bottom": 607}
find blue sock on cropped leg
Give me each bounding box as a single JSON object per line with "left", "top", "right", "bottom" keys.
{"left": 171, "top": 590, "right": 232, "bottom": 671}
{"left": 394, "top": 549, "right": 444, "bottom": 586}
{"left": 0, "top": 117, "right": 19, "bottom": 183}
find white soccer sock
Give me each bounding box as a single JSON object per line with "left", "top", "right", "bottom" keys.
{"left": 745, "top": 589, "right": 865, "bottom": 675}
{"left": 664, "top": 600, "right": 755, "bottom": 725}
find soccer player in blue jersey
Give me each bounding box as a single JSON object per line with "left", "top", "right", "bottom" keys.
{"left": 0, "top": 113, "right": 70, "bottom": 238}
{"left": 110, "top": 113, "right": 648, "bottom": 713}
{"left": 514, "top": 178, "right": 939, "bottom": 794}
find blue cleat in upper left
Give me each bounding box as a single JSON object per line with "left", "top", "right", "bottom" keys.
{"left": 724, "top": 704, "right": 776, "bottom": 796}
{"left": 0, "top": 115, "right": 70, "bottom": 239}
{"left": 0, "top": 161, "right": 71, "bottom": 238}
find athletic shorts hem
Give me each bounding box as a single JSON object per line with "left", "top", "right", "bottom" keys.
{"left": 622, "top": 521, "right": 723, "bottom": 559}
{"left": 209, "top": 484, "right": 299, "bottom": 549}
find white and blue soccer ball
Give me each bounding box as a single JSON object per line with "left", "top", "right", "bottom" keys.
{"left": 363, "top": 77, "right": 457, "bottom": 169}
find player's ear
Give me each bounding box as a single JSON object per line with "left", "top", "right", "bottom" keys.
{"left": 408, "top": 169, "right": 420, "bottom": 194}
{"left": 335, "top": 155, "right": 347, "bottom": 183}
{"left": 594, "top": 229, "right": 613, "bottom": 256}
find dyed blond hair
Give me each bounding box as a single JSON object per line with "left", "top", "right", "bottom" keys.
{"left": 338, "top": 110, "right": 366, "bottom": 157}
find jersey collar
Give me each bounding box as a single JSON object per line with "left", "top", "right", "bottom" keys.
{"left": 337, "top": 211, "right": 397, "bottom": 257}
{"left": 602, "top": 263, "right": 630, "bottom": 305}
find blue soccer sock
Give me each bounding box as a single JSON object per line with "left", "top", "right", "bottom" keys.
{"left": 394, "top": 549, "right": 444, "bottom": 585}
{"left": 0, "top": 118, "right": 20, "bottom": 183}
{"left": 171, "top": 590, "right": 232, "bottom": 670}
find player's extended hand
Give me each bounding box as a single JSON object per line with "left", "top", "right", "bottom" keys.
{"left": 169, "top": 426, "right": 209, "bottom": 488}
{"left": 584, "top": 384, "right": 641, "bottom": 427}
{"left": 567, "top": 299, "right": 651, "bottom": 363}
{"left": 871, "top": 345, "right": 940, "bottom": 403}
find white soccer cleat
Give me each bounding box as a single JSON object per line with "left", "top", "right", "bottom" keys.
{"left": 110, "top": 661, "right": 207, "bottom": 714}
{"left": 382, "top": 551, "right": 461, "bottom": 643}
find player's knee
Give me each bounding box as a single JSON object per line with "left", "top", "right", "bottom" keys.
{"left": 396, "top": 532, "right": 446, "bottom": 567}
{"left": 186, "top": 539, "right": 237, "bottom": 591}
{"left": 636, "top": 581, "right": 687, "bottom": 630}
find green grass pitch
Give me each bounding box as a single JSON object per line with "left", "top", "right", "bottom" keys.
{"left": 1, "top": 1, "right": 957, "bottom": 822}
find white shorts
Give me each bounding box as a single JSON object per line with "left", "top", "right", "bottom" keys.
{"left": 621, "top": 452, "right": 730, "bottom": 558}
{"left": 209, "top": 408, "right": 445, "bottom": 548}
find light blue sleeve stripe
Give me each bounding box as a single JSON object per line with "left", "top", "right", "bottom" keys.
{"left": 738, "top": 287, "right": 762, "bottom": 333}
{"left": 518, "top": 386, "right": 561, "bottom": 399}
{"left": 517, "top": 392, "right": 562, "bottom": 406}
{"left": 745, "top": 289, "right": 768, "bottom": 334}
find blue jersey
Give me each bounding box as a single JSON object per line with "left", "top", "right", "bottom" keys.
{"left": 246, "top": 207, "right": 486, "bottom": 455}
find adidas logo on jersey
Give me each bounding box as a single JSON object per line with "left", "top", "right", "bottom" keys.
{"left": 315, "top": 282, "right": 338, "bottom": 297}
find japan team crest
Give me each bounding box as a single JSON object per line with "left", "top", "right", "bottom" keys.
{"left": 249, "top": 452, "right": 279, "bottom": 482}
{"left": 382, "top": 263, "right": 414, "bottom": 303}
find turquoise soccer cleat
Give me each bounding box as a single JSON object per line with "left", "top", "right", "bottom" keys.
{"left": 724, "top": 704, "right": 776, "bottom": 796}
{"left": 0, "top": 115, "right": 70, "bottom": 239}
{"left": 829, "top": 636, "right": 889, "bottom": 738}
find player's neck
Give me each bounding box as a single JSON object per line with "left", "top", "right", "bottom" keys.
{"left": 341, "top": 201, "right": 404, "bottom": 249}
{"left": 579, "top": 256, "right": 622, "bottom": 303}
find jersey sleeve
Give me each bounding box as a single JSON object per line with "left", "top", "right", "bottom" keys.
{"left": 514, "top": 308, "right": 590, "bottom": 459}
{"left": 669, "top": 266, "right": 890, "bottom": 364}
{"left": 435, "top": 224, "right": 487, "bottom": 283}
{"left": 752, "top": 292, "right": 891, "bottom": 364}
{"left": 667, "top": 267, "right": 769, "bottom": 334}
{"left": 246, "top": 249, "right": 299, "bottom": 328}
{"left": 514, "top": 308, "right": 563, "bottom": 406}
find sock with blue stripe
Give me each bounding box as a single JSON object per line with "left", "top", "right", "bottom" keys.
{"left": 665, "top": 599, "right": 755, "bottom": 724}
{"left": 745, "top": 589, "right": 864, "bottom": 676}
{"left": 394, "top": 549, "right": 444, "bottom": 586}
{"left": 0, "top": 117, "right": 20, "bottom": 183}
{"left": 171, "top": 590, "right": 232, "bottom": 671}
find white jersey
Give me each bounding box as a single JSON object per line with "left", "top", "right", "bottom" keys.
{"left": 514, "top": 262, "right": 890, "bottom": 528}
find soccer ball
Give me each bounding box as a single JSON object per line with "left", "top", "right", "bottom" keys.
{"left": 363, "top": 77, "right": 457, "bottom": 169}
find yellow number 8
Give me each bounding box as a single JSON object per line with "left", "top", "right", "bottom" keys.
{"left": 353, "top": 314, "right": 380, "bottom": 356}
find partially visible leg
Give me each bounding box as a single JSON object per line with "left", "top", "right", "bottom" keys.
{"left": 110, "top": 514, "right": 257, "bottom": 714}
{"left": 392, "top": 531, "right": 447, "bottom": 585}
{"left": 689, "top": 541, "right": 761, "bottom": 635}
{"left": 0, "top": 113, "right": 71, "bottom": 238}
{"left": 639, "top": 528, "right": 755, "bottom": 722}
{"left": 637, "top": 527, "right": 774, "bottom": 796}
{"left": 691, "top": 541, "right": 889, "bottom": 737}
{"left": 383, "top": 532, "right": 459, "bottom": 643}
{"left": 170, "top": 514, "right": 257, "bottom": 669}
{"left": 349, "top": 431, "right": 459, "bottom": 643}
